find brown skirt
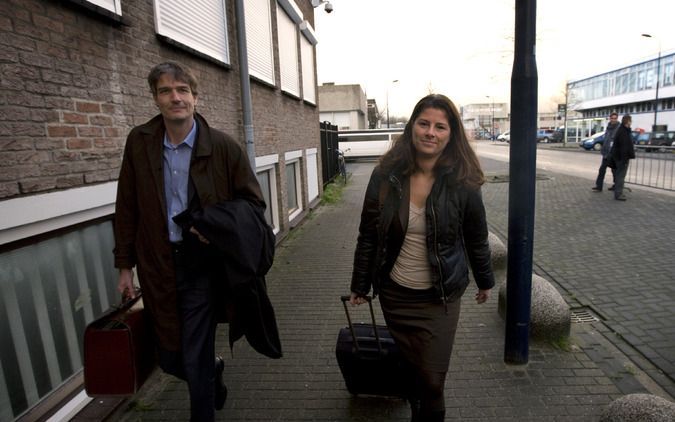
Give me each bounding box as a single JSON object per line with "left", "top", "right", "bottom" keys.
{"left": 379, "top": 279, "right": 461, "bottom": 373}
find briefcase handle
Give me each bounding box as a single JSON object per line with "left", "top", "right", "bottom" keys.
{"left": 96, "top": 288, "right": 141, "bottom": 323}
{"left": 115, "top": 287, "right": 141, "bottom": 310}
{"left": 340, "top": 295, "right": 383, "bottom": 355}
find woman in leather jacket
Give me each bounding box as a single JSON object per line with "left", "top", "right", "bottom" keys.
{"left": 349, "top": 94, "right": 495, "bottom": 421}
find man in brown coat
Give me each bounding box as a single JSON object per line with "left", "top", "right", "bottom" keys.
{"left": 114, "top": 61, "right": 265, "bottom": 421}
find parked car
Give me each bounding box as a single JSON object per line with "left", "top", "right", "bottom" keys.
{"left": 497, "top": 130, "right": 510, "bottom": 142}
{"left": 550, "top": 127, "right": 587, "bottom": 143}
{"left": 644, "top": 131, "right": 675, "bottom": 152}
{"left": 550, "top": 128, "right": 565, "bottom": 143}
{"left": 635, "top": 132, "right": 650, "bottom": 146}
{"left": 536, "top": 129, "right": 555, "bottom": 143}
{"left": 473, "top": 129, "right": 494, "bottom": 140}
{"left": 580, "top": 132, "right": 605, "bottom": 151}
{"left": 630, "top": 130, "right": 643, "bottom": 144}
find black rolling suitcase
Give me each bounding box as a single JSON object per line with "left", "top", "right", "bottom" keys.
{"left": 335, "top": 295, "right": 407, "bottom": 397}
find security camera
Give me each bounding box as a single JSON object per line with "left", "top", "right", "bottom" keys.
{"left": 311, "top": 0, "right": 334, "bottom": 13}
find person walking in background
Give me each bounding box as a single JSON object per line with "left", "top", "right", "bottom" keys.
{"left": 349, "top": 94, "right": 495, "bottom": 421}
{"left": 114, "top": 61, "right": 280, "bottom": 421}
{"left": 592, "top": 112, "right": 620, "bottom": 192}
{"left": 610, "top": 114, "right": 636, "bottom": 201}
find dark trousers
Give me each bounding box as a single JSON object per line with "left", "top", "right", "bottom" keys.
{"left": 159, "top": 244, "right": 217, "bottom": 422}
{"left": 614, "top": 160, "right": 629, "bottom": 198}
{"left": 595, "top": 157, "right": 615, "bottom": 189}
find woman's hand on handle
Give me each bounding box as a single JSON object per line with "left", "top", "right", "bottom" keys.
{"left": 475, "top": 288, "right": 491, "bottom": 304}
{"left": 349, "top": 292, "right": 367, "bottom": 306}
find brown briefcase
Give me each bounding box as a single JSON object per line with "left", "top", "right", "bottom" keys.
{"left": 83, "top": 294, "right": 155, "bottom": 396}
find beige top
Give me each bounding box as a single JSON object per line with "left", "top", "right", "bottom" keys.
{"left": 390, "top": 202, "right": 433, "bottom": 290}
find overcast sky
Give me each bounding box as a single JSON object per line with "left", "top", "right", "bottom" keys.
{"left": 314, "top": 0, "right": 675, "bottom": 117}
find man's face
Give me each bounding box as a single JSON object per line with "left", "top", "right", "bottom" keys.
{"left": 153, "top": 74, "right": 197, "bottom": 123}
{"left": 609, "top": 114, "right": 618, "bottom": 124}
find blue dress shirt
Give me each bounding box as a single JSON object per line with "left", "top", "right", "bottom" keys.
{"left": 163, "top": 121, "right": 197, "bottom": 243}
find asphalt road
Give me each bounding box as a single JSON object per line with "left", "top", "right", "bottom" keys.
{"left": 475, "top": 140, "right": 675, "bottom": 196}
{"left": 475, "top": 141, "right": 602, "bottom": 181}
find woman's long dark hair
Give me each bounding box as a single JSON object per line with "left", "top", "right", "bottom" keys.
{"left": 379, "top": 94, "right": 485, "bottom": 189}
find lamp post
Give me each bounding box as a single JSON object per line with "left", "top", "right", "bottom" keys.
{"left": 641, "top": 33, "right": 661, "bottom": 131}
{"left": 386, "top": 79, "right": 399, "bottom": 128}
{"left": 486, "top": 95, "right": 495, "bottom": 139}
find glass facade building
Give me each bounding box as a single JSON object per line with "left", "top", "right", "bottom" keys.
{"left": 568, "top": 51, "right": 675, "bottom": 133}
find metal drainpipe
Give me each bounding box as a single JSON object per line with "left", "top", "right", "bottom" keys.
{"left": 234, "top": 0, "right": 256, "bottom": 169}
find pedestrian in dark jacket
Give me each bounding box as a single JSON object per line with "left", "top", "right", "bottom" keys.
{"left": 592, "top": 112, "right": 620, "bottom": 192}
{"left": 349, "top": 94, "right": 495, "bottom": 422}
{"left": 114, "top": 61, "right": 276, "bottom": 421}
{"left": 611, "top": 115, "right": 636, "bottom": 201}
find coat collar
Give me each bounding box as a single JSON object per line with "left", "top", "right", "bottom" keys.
{"left": 139, "top": 113, "right": 213, "bottom": 156}
{"left": 139, "top": 113, "right": 215, "bottom": 216}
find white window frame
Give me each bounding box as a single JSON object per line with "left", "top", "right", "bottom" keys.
{"left": 0, "top": 182, "right": 117, "bottom": 246}
{"left": 153, "top": 0, "right": 230, "bottom": 64}
{"left": 285, "top": 150, "right": 303, "bottom": 221}
{"left": 299, "top": 21, "right": 317, "bottom": 104}
{"left": 276, "top": 2, "right": 301, "bottom": 97}
{"left": 84, "top": 0, "right": 122, "bottom": 15}
{"left": 256, "top": 154, "right": 281, "bottom": 233}
{"left": 245, "top": 0, "right": 275, "bottom": 85}
{"left": 305, "top": 148, "right": 319, "bottom": 203}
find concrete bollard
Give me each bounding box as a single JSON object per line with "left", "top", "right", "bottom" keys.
{"left": 488, "top": 232, "right": 507, "bottom": 284}
{"left": 600, "top": 394, "right": 675, "bottom": 422}
{"left": 498, "top": 273, "right": 571, "bottom": 341}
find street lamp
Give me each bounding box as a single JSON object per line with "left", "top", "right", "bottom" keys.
{"left": 641, "top": 33, "right": 661, "bottom": 131}
{"left": 486, "top": 95, "right": 495, "bottom": 140}
{"left": 386, "top": 79, "right": 399, "bottom": 128}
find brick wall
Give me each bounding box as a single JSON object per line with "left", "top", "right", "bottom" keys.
{"left": 0, "top": 0, "right": 320, "bottom": 212}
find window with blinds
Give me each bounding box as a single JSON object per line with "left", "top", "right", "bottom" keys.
{"left": 276, "top": 3, "right": 300, "bottom": 97}
{"left": 153, "top": 0, "right": 230, "bottom": 64}
{"left": 245, "top": 0, "right": 275, "bottom": 85}
{"left": 300, "top": 35, "right": 316, "bottom": 104}
{"left": 86, "top": 0, "right": 122, "bottom": 15}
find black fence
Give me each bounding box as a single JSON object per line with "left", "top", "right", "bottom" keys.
{"left": 320, "top": 121, "right": 339, "bottom": 186}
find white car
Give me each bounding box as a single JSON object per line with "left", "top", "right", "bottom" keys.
{"left": 497, "top": 131, "right": 510, "bottom": 142}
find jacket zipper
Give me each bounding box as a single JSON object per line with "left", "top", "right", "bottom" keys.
{"left": 429, "top": 194, "right": 448, "bottom": 313}
{"left": 374, "top": 175, "right": 402, "bottom": 297}
{"left": 389, "top": 175, "right": 402, "bottom": 199}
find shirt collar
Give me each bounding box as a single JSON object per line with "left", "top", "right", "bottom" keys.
{"left": 163, "top": 120, "right": 197, "bottom": 149}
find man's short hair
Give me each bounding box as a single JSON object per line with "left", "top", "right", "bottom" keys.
{"left": 609, "top": 112, "right": 618, "bottom": 118}
{"left": 147, "top": 61, "right": 199, "bottom": 96}
{"left": 621, "top": 114, "right": 632, "bottom": 124}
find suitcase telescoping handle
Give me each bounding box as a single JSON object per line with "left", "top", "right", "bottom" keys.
{"left": 340, "top": 295, "right": 383, "bottom": 355}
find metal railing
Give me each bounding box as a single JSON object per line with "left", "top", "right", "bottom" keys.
{"left": 320, "top": 121, "right": 339, "bottom": 186}
{"left": 627, "top": 146, "right": 675, "bottom": 191}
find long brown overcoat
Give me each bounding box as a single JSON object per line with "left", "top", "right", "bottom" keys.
{"left": 113, "top": 113, "right": 264, "bottom": 351}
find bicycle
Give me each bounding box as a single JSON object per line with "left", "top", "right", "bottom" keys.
{"left": 336, "top": 148, "right": 349, "bottom": 185}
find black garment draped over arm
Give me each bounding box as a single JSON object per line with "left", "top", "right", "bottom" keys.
{"left": 185, "top": 200, "right": 281, "bottom": 359}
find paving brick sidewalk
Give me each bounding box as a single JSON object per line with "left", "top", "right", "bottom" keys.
{"left": 107, "top": 160, "right": 672, "bottom": 422}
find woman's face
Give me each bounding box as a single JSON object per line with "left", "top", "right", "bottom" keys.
{"left": 411, "top": 107, "right": 451, "bottom": 160}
